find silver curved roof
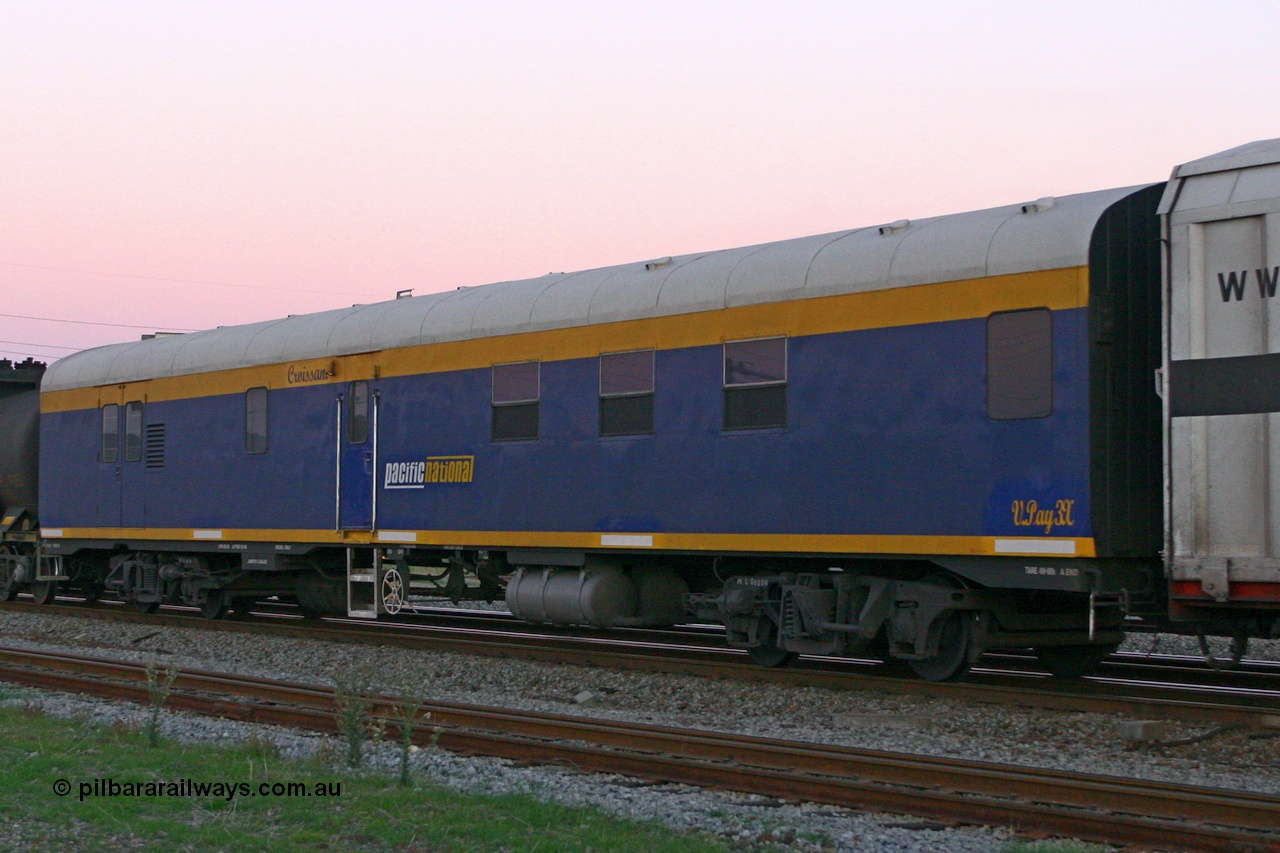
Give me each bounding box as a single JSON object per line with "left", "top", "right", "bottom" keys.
{"left": 43, "top": 184, "right": 1150, "bottom": 392}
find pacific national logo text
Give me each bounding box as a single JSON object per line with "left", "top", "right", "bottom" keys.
{"left": 384, "top": 456, "right": 475, "bottom": 489}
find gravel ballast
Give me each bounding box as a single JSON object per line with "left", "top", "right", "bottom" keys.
{"left": 1, "top": 606, "right": 1276, "bottom": 852}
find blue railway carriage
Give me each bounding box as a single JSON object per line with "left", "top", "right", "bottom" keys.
{"left": 20, "top": 141, "right": 1277, "bottom": 680}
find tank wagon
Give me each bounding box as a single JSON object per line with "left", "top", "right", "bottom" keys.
{"left": 4, "top": 140, "right": 1278, "bottom": 681}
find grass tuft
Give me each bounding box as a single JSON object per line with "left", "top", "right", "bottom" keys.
{"left": 144, "top": 656, "right": 178, "bottom": 747}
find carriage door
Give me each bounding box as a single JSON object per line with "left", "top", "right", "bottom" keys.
{"left": 96, "top": 396, "right": 123, "bottom": 528}
{"left": 338, "top": 380, "right": 377, "bottom": 530}
{"left": 118, "top": 400, "right": 147, "bottom": 528}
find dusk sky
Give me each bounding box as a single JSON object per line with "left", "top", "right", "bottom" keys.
{"left": 2, "top": 1, "right": 1277, "bottom": 363}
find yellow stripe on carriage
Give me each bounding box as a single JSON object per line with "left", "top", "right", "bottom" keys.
{"left": 42, "top": 527, "right": 1097, "bottom": 558}
{"left": 41, "top": 266, "right": 1088, "bottom": 413}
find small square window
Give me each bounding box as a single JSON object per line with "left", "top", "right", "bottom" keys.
{"left": 601, "top": 395, "right": 654, "bottom": 437}
{"left": 493, "top": 361, "right": 540, "bottom": 404}
{"left": 724, "top": 337, "right": 786, "bottom": 387}
{"left": 492, "top": 402, "right": 539, "bottom": 441}
{"left": 600, "top": 350, "right": 654, "bottom": 396}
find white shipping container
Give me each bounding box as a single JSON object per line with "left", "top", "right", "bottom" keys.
{"left": 1161, "top": 140, "right": 1280, "bottom": 601}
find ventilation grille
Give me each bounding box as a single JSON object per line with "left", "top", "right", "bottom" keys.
{"left": 145, "top": 424, "right": 166, "bottom": 469}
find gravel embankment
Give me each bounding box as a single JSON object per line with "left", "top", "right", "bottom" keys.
{"left": 1, "top": 606, "right": 1277, "bottom": 852}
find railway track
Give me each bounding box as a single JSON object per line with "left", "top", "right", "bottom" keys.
{"left": 226, "top": 597, "right": 1280, "bottom": 685}
{"left": 0, "top": 644, "right": 1275, "bottom": 852}
{"left": 2, "top": 597, "right": 1279, "bottom": 729}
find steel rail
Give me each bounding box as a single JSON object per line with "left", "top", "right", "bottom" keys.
{"left": 3, "top": 599, "right": 1279, "bottom": 728}
{"left": 0, "top": 646, "right": 1275, "bottom": 852}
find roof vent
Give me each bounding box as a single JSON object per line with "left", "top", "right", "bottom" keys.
{"left": 644, "top": 256, "right": 672, "bottom": 271}
{"left": 456, "top": 285, "right": 473, "bottom": 291}
{"left": 877, "top": 220, "right": 910, "bottom": 236}
{"left": 396, "top": 288, "right": 413, "bottom": 299}
{"left": 1021, "top": 197, "right": 1055, "bottom": 214}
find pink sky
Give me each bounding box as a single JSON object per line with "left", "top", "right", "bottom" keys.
{"left": 2, "top": 1, "right": 1277, "bottom": 362}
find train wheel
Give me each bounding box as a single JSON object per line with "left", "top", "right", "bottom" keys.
{"left": 746, "top": 617, "right": 798, "bottom": 668}
{"left": 199, "top": 592, "right": 229, "bottom": 620}
{"left": 132, "top": 599, "right": 160, "bottom": 614}
{"left": 907, "top": 574, "right": 975, "bottom": 682}
{"left": 79, "top": 584, "right": 103, "bottom": 604}
{"left": 907, "top": 610, "right": 974, "bottom": 681}
{"left": 30, "top": 580, "right": 58, "bottom": 605}
{"left": 381, "top": 567, "right": 405, "bottom": 615}
{"left": 1197, "top": 629, "right": 1249, "bottom": 670}
{"left": 1036, "top": 643, "right": 1118, "bottom": 678}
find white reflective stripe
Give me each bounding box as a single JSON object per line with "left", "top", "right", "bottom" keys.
{"left": 600, "top": 534, "right": 653, "bottom": 547}
{"left": 993, "top": 538, "right": 1076, "bottom": 555}
{"left": 193, "top": 530, "right": 224, "bottom": 540}
{"left": 376, "top": 531, "right": 417, "bottom": 543}
{"left": 42, "top": 529, "right": 64, "bottom": 538}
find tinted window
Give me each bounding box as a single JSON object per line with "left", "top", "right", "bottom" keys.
{"left": 601, "top": 395, "right": 654, "bottom": 437}
{"left": 492, "top": 402, "right": 539, "bottom": 442}
{"left": 493, "top": 362, "right": 540, "bottom": 404}
{"left": 725, "top": 338, "right": 786, "bottom": 386}
{"left": 987, "top": 309, "right": 1053, "bottom": 420}
{"left": 100, "top": 404, "right": 119, "bottom": 463}
{"left": 124, "top": 401, "right": 143, "bottom": 462}
{"left": 492, "top": 362, "right": 539, "bottom": 441}
{"left": 600, "top": 350, "right": 654, "bottom": 436}
{"left": 245, "top": 387, "right": 268, "bottom": 454}
{"left": 349, "top": 381, "right": 369, "bottom": 444}
{"left": 600, "top": 350, "right": 654, "bottom": 396}
{"left": 724, "top": 385, "right": 787, "bottom": 430}
{"left": 724, "top": 338, "right": 787, "bottom": 430}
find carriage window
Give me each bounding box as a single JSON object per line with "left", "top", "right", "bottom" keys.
{"left": 100, "top": 404, "right": 119, "bottom": 463}
{"left": 492, "top": 361, "right": 539, "bottom": 441}
{"left": 349, "top": 381, "right": 369, "bottom": 444}
{"left": 123, "top": 401, "right": 143, "bottom": 462}
{"left": 600, "top": 350, "right": 654, "bottom": 436}
{"left": 245, "top": 387, "right": 268, "bottom": 454}
{"left": 987, "top": 309, "right": 1053, "bottom": 420}
{"left": 723, "top": 337, "right": 787, "bottom": 430}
